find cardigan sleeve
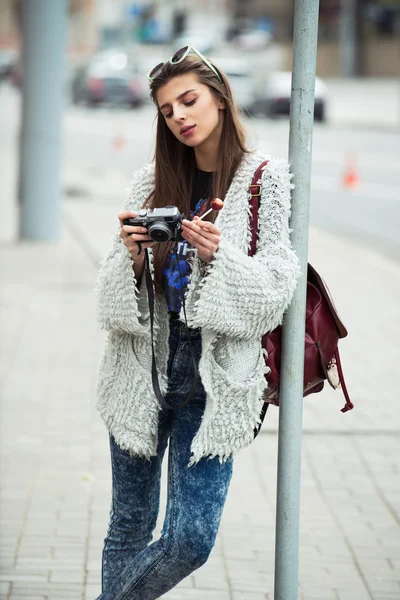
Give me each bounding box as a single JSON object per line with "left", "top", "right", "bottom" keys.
{"left": 184, "top": 159, "right": 301, "bottom": 339}
{"left": 95, "top": 167, "right": 151, "bottom": 335}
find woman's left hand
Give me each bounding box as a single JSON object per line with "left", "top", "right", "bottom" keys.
{"left": 181, "top": 217, "right": 221, "bottom": 264}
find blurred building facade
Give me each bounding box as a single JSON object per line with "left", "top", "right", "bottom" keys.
{"left": 0, "top": 0, "right": 98, "bottom": 54}
{"left": 0, "top": 0, "right": 18, "bottom": 49}
{"left": 229, "top": 0, "right": 400, "bottom": 76}
{"left": 0, "top": 0, "right": 398, "bottom": 75}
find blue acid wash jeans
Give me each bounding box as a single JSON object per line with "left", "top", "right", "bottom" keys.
{"left": 97, "top": 317, "right": 234, "bottom": 600}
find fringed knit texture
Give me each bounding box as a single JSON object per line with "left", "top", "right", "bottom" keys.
{"left": 96, "top": 154, "right": 301, "bottom": 464}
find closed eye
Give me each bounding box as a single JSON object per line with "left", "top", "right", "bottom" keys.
{"left": 164, "top": 99, "right": 196, "bottom": 119}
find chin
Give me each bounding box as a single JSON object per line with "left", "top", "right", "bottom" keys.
{"left": 182, "top": 136, "right": 202, "bottom": 147}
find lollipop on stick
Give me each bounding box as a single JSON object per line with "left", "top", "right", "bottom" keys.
{"left": 197, "top": 198, "right": 224, "bottom": 220}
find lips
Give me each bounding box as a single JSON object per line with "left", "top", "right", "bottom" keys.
{"left": 180, "top": 125, "right": 196, "bottom": 135}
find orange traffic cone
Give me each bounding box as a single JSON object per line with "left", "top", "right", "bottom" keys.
{"left": 112, "top": 134, "right": 126, "bottom": 151}
{"left": 343, "top": 152, "right": 360, "bottom": 188}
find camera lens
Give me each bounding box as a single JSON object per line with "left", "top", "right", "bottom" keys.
{"left": 148, "top": 222, "right": 172, "bottom": 242}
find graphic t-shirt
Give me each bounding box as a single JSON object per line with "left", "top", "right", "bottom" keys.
{"left": 163, "top": 168, "right": 213, "bottom": 313}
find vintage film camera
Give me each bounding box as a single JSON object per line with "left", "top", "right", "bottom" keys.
{"left": 123, "top": 207, "right": 184, "bottom": 243}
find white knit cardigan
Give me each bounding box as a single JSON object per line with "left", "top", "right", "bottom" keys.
{"left": 96, "top": 151, "right": 301, "bottom": 465}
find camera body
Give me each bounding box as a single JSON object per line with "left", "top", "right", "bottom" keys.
{"left": 123, "top": 206, "right": 185, "bottom": 243}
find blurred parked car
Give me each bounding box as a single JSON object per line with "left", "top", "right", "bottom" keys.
{"left": 9, "top": 58, "right": 22, "bottom": 88}
{"left": 0, "top": 50, "right": 16, "bottom": 81}
{"left": 211, "top": 57, "right": 256, "bottom": 113}
{"left": 89, "top": 48, "right": 130, "bottom": 70}
{"left": 173, "top": 30, "right": 220, "bottom": 55}
{"left": 71, "top": 61, "right": 147, "bottom": 108}
{"left": 235, "top": 29, "right": 273, "bottom": 50}
{"left": 252, "top": 71, "right": 328, "bottom": 122}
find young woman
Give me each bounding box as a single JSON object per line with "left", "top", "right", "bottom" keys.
{"left": 95, "top": 46, "right": 300, "bottom": 600}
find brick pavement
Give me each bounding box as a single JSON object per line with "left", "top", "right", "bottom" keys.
{"left": 1, "top": 193, "right": 399, "bottom": 600}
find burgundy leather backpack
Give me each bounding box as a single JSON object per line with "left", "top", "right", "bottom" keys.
{"left": 249, "top": 161, "right": 353, "bottom": 434}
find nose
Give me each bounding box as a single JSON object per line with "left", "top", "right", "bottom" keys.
{"left": 173, "top": 106, "right": 187, "bottom": 123}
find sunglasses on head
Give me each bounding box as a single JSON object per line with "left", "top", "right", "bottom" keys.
{"left": 147, "top": 44, "right": 223, "bottom": 84}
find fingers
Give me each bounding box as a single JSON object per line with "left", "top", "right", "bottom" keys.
{"left": 118, "top": 211, "right": 138, "bottom": 224}
{"left": 120, "top": 225, "right": 149, "bottom": 237}
{"left": 182, "top": 219, "right": 220, "bottom": 238}
{"left": 189, "top": 237, "right": 217, "bottom": 255}
{"left": 181, "top": 219, "right": 220, "bottom": 246}
{"left": 182, "top": 228, "right": 220, "bottom": 250}
{"left": 181, "top": 220, "right": 220, "bottom": 264}
{"left": 121, "top": 233, "right": 154, "bottom": 251}
{"left": 127, "top": 239, "right": 157, "bottom": 259}
{"left": 117, "top": 211, "right": 159, "bottom": 261}
{"left": 119, "top": 229, "right": 152, "bottom": 244}
{"left": 183, "top": 232, "right": 218, "bottom": 264}
{"left": 119, "top": 225, "right": 155, "bottom": 255}
{"left": 186, "top": 217, "right": 221, "bottom": 236}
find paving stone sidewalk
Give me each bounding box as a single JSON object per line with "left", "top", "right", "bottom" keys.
{"left": 1, "top": 193, "right": 399, "bottom": 600}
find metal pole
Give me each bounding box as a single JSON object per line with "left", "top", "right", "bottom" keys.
{"left": 19, "top": 0, "right": 68, "bottom": 240}
{"left": 274, "top": 1, "right": 319, "bottom": 599}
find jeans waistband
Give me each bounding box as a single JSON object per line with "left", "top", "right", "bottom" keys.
{"left": 169, "top": 313, "right": 201, "bottom": 338}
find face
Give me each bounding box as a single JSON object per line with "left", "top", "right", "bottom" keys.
{"left": 156, "top": 73, "right": 225, "bottom": 149}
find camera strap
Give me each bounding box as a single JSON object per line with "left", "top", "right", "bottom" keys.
{"left": 144, "top": 248, "right": 199, "bottom": 410}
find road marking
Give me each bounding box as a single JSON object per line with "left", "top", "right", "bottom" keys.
{"left": 311, "top": 174, "right": 399, "bottom": 203}
{"left": 258, "top": 139, "right": 400, "bottom": 173}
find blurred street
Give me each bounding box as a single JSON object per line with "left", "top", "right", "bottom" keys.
{"left": 2, "top": 78, "right": 400, "bottom": 260}
{"left": 1, "top": 72, "right": 400, "bottom": 600}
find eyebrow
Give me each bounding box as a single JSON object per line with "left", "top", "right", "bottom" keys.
{"left": 159, "top": 89, "right": 197, "bottom": 111}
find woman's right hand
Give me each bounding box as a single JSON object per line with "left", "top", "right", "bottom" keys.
{"left": 118, "top": 211, "right": 157, "bottom": 262}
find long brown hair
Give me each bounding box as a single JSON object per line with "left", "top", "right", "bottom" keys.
{"left": 146, "top": 53, "right": 251, "bottom": 293}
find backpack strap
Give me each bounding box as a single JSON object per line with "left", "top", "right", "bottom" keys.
{"left": 249, "top": 160, "right": 270, "bottom": 256}
{"left": 334, "top": 348, "right": 354, "bottom": 413}
{"left": 249, "top": 160, "right": 270, "bottom": 438}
